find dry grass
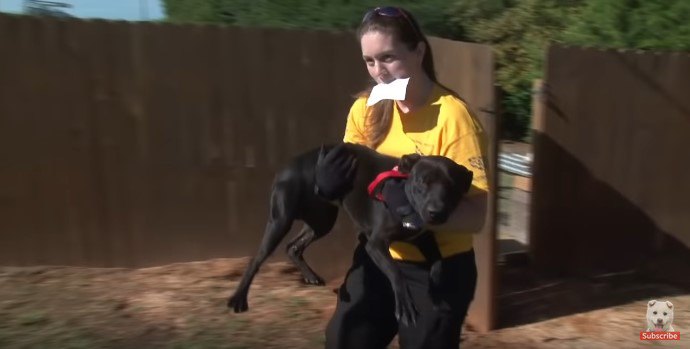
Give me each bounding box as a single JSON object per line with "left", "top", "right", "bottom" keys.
{"left": 0, "top": 258, "right": 688, "bottom": 349}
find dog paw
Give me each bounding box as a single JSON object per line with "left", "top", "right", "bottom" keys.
{"left": 302, "top": 275, "right": 325, "bottom": 286}
{"left": 394, "top": 288, "right": 418, "bottom": 327}
{"left": 227, "top": 294, "right": 248, "bottom": 313}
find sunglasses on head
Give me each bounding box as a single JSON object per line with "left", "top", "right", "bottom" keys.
{"left": 361, "top": 6, "right": 422, "bottom": 39}
{"left": 362, "top": 6, "right": 409, "bottom": 22}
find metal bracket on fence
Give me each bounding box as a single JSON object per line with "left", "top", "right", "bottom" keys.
{"left": 498, "top": 152, "right": 532, "bottom": 177}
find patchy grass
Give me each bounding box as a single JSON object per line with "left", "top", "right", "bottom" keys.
{"left": 16, "top": 311, "right": 50, "bottom": 326}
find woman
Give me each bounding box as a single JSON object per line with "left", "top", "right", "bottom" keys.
{"left": 316, "top": 6, "right": 490, "bottom": 349}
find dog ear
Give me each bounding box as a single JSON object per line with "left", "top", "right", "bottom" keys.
{"left": 398, "top": 153, "right": 422, "bottom": 173}
{"left": 648, "top": 300, "right": 657, "bottom": 307}
{"left": 666, "top": 301, "right": 673, "bottom": 309}
{"left": 455, "top": 165, "right": 474, "bottom": 194}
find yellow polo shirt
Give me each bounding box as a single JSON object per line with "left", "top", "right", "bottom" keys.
{"left": 343, "top": 84, "right": 489, "bottom": 261}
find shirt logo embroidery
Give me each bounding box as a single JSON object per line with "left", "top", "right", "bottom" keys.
{"left": 469, "top": 156, "right": 485, "bottom": 170}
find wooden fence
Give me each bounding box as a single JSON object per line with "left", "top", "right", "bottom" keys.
{"left": 530, "top": 46, "right": 690, "bottom": 276}
{"left": 0, "top": 14, "right": 499, "bottom": 331}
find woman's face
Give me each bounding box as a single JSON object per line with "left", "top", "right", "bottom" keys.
{"left": 360, "top": 30, "right": 424, "bottom": 84}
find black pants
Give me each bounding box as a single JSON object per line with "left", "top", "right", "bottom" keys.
{"left": 325, "top": 235, "right": 477, "bottom": 349}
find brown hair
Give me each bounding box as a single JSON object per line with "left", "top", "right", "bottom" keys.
{"left": 355, "top": 7, "right": 438, "bottom": 149}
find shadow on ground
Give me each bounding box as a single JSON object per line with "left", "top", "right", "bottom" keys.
{"left": 496, "top": 234, "right": 690, "bottom": 329}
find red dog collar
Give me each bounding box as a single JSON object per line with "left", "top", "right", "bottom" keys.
{"left": 367, "top": 166, "right": 409, "bottom": 201}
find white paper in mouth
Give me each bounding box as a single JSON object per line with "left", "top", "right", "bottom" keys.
{"left": 366, "top": 78, "right": 410, "bottom": 106}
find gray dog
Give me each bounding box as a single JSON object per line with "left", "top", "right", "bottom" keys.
{"left": 227, "top": 142, "right": 473, "bottom": 326}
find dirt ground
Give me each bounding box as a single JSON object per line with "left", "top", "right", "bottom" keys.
{"left": 0, "top": 257, "right": 687, "bottom": 349}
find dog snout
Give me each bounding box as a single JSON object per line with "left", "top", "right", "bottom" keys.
{"left": 657, "top": 318, "right": 664, "bottom": 324}
{"left": 426, "top": 204, "right": 445, "bottom": 221}
{"left": 427, "top": 207, "right": 442, "bottom": 218}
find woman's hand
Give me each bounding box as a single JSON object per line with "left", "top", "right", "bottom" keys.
{"left": 314, "top": 143, "right": 358, "bottom": 201}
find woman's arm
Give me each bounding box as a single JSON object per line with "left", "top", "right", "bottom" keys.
{"left": 430, "top": 189, "right": 488, "bottom": 233}
{"left": 436, "top": 118, "right": 491, "bottom": 234}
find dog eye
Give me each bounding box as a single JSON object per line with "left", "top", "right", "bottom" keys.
{"left": 653, "top": 311, "right": 657, "bottom": 315}
{"left": 663, "top": 312, "right": 667, "bottom": 316}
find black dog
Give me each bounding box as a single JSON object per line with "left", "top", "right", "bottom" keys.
{"left": 227, "top": 142, "right": 473, "bottom": 326}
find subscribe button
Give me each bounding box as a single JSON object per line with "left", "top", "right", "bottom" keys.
{"left": 639, "top": 332, "right": 680, "bottom": 340}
